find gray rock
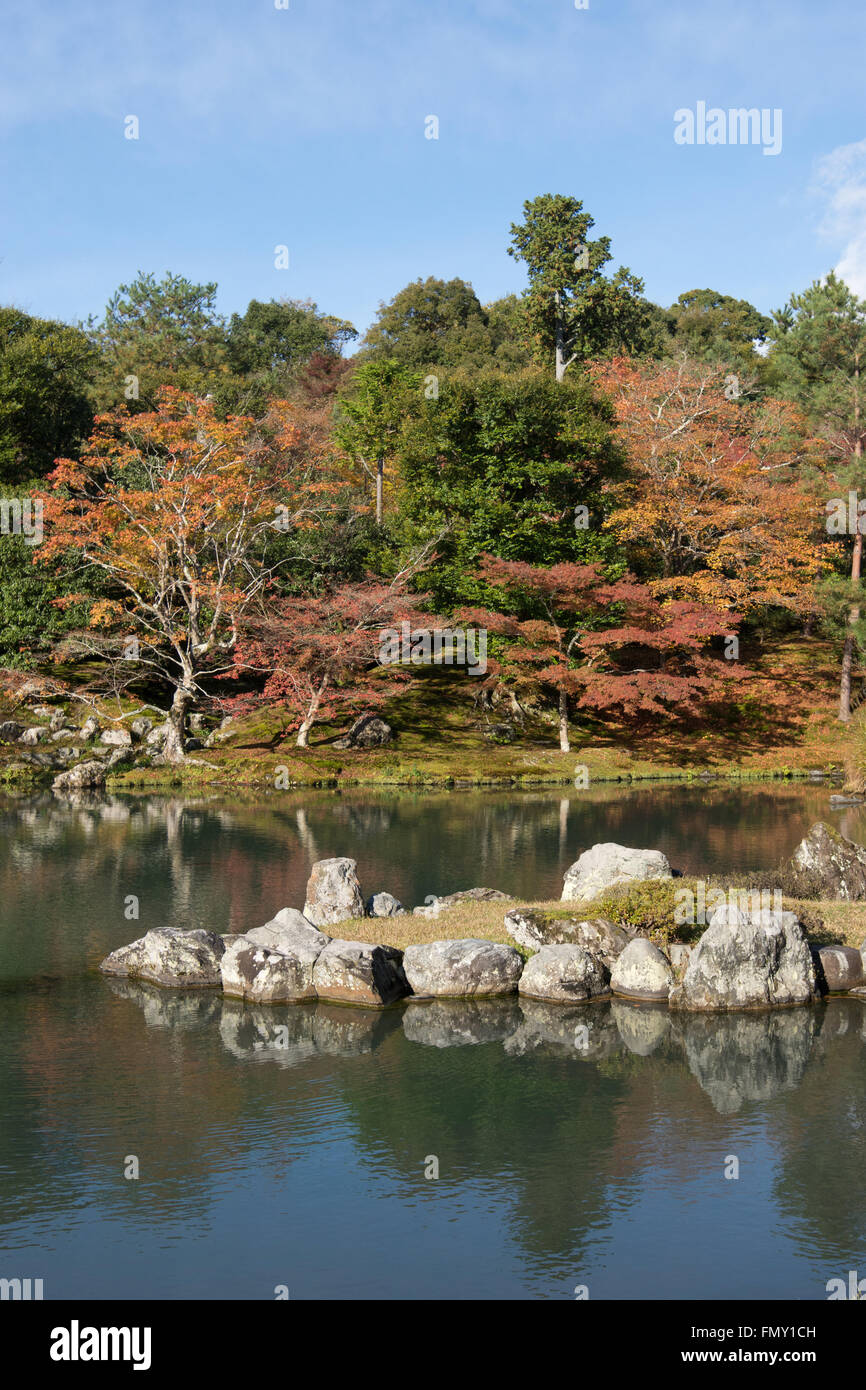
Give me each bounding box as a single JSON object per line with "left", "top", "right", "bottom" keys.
{"left": 562, "top": 843, "right": 673, "bottom": 902}
{"left": 52, "top": 759, "right": 106, "bottom": 792}
{"left": 131, "top": 717, "right": 153, "bottom": 739}
{"left": 145, "top": 723, "right": 170, "bottom": 747}
{"left": 312, "top": 938, "right": 408, "bottom": 1006}
{"left": 413, "top": 887, "right": 513, "bottom": 919}
{"left": 669, "top": 905, "right": 817, "bottom": 1011}
{"left": 518, "top": 944, "right": 610, "bottom": 1002}
{"left": 402, "top": 938, "right": 523, "bottom": 997}
{"left": 100, "top": 728, "right": 133, "bottom": 748}
{"left": 333, "top": 712, "right": 394, "bottom": 749}
{"left": 104, "top": 747, "right": 136, "bottom": 770}
{"left": 79, "top": 716, "right": 100, "bottom": 741}
{"left": 791, "top": 822, "right": 866, "bottom": 900}
{"left": 18, "top": 727, "right": 46, "bottom": 745}
{"left": 813, "top": 945, "right": 866, "bottom": 993}
{"left": 100, "top": 927, "right": 225, "bottom": 988}
{"left": 245, "top": 907, "right": 330, "bottom": 956}
{"left": 504, "top": 908, "right": 633, "bottom": 968}
{"left": 220, "top": 934, "right": 320, "bottom": 1003}
{"left": 50, "top": 746, "right": 78, "bottom": 765}
{"left": 0, "top": 721, "right": 25, "bottom": 743}
{"left": 610, "top": 938, "right": 674, "bottom": 1001}
{"left": 366, "top": 891, "right": 404, "bottom": 917}
{"left": 829, "top": 793, "right": 864, "bottom": 806}
{"left": 304, "top": 857, "right": 366, "bottom": 926}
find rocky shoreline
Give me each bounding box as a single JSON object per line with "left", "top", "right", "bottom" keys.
{"left": 100, "top": 826, "right": 866, "bottom": 1014}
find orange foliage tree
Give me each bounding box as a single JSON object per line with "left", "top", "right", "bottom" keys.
{"left": 38, "top": 388, "right": 345, "bottom": 760}
{"left": 589, "top": 355, "right": 832, "bottom": 616}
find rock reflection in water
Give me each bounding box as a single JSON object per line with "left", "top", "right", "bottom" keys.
{"left": 671, "top": 1007, "right": 820, "bottom": 1115}
{"left": 504, "top": 998, "right": 622, "bottom": 1061}
{"left": 611, "top": 999, "right": 671, "bottom": 1055}
{"left": 105, "top": 977, "right": 222, "bottom": 1031}
{"left": 218, "top": 998, "right": 402, "bottom": 1066}
{"left": 402, "top": 996, "right": 521, "bottom": 1048}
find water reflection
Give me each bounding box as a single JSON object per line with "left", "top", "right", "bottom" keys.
{"left": 104, "top": 977, "right": 856, "bottom": 1119}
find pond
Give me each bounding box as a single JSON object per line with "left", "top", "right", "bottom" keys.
{"left": 1, "top": 783, "right": 865, "bottom": 1299}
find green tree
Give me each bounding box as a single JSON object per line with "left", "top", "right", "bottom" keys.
{"left": 664, "top": 289, "right": 772, "bottom": 372}
{"left": 226, "top": 298, "right": 356, "bottom": 405}
{"left": 771, "top": 273, "right": 866, "bottom": 720}
{"left": 360, "top": 277, "right": 496, "bottom": 369}
{"left": 396, "top": 367, "right": 621, "bottom": 609}
{"left": 335, "top": 359, "right": 424, "bottom": 524}
{"left": 507, "top": 194, "right": 656, "bottom": 381}
{"left": 89, "top": 271, "right": 229, "bottom": 412}
{"left": 0, "top": 309, "right": 95, "bottom": 484}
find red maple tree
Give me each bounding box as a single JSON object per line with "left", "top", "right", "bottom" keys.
{"left": 459, "top": 555, "right": 737, "bottom": 751}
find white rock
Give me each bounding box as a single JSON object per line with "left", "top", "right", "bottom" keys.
{"left": 610, "top": 938, "right": 673, "bottom": 1001}
{"left": 562, "top": 843, "right": 673, "bottom": 902}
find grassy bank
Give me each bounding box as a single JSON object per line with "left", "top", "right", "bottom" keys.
{"left": 1, "top": 634, "right": 864, "bottom": 791}
{"left": 323, "top": 895, "right": 866, "bottom": 954}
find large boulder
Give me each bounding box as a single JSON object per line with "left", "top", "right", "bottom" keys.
{"left": 0, "top": 721, "right": 25, "bottom": 743}
{"left": 52, "top": 760, "right": 106, "bottom": 792}
{"left": 610, "top": 938, "right": 674, "bottom": 1002}
{"left": 504, "top": 908, "right": 633, "bottom": 968}
{"left": 18, "top": 727, "right": 46, "bottom": 745}
{"left": 791, "top": 822, "right": 866, "bottom": 900}
{"left": 333, "top": 712, "right": 394, "bottom": 749}
{"left": 312, "top": 939, "right": 409, "bottom": 1006}
{"left": 304, "top": 857, "right": 366, "bottom": 927}
{"left": 245, "top": 907, "right": 329, "bottom": 956}
{"left": 100, "top": 928, "right": 225, "bottom": 988}
{"left": 413, "top": 887, "right": 513, "bottom": 919}
{"left": 562, "top": 843, "right": 673, "bottom": 902}
{"left": 812, "top": 945, "right": 866, "bottom": 993}
{"left": 220, "top": 935, "right": 319, "bottom": 1003}
{"left": 669, "top": 906, "right": 817, "bottom": 1011}
{"left": 518, "top": 944, "right": 610, "bottom": 1002}
{"left": 402, "top": 939, "right": 523, "bottom": 997}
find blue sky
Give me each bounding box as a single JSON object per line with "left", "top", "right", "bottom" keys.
{"left": 2, "top": 0, "right": 866, "bottom": 340}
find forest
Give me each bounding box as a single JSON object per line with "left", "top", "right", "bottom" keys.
{"left": 1, "top": 193, "right": 864, "bottom": 784}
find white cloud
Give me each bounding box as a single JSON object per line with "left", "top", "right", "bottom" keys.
{"left": 814, "top": 138, "right": 866, "bottom": 295}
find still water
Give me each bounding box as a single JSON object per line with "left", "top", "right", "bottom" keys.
{"left": 1, "top": 783, "right": 865, "bottom": 1300}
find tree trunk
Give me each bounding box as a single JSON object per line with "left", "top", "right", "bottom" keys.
{"left": 164, "top": 683, "right": 194, "bottom": 763}
{"left": 376, "top": 458, "right": 384, "bottom": 524}
{"left": 840, "top": 429, "right": 863, "bottom": 723}
{"left": 558, "top": 688, "right": 570, "bottom": 752}
{"left": 554, "top": 291, "right": 568, "bottom": 383}
{"left": 296, "top": 678, "right": 328, "bottom": 748}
